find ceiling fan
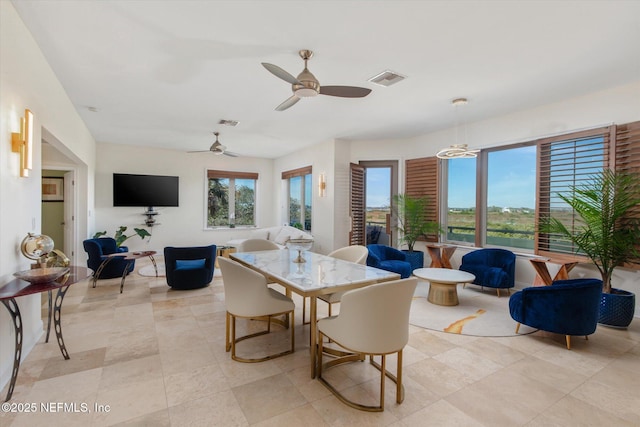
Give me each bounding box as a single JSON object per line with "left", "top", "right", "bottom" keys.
{"left": 188, "top": 132, "right": 239, "bottom": 157}
{"left": 262, "top": 49, "right": 372, "bottom": 111}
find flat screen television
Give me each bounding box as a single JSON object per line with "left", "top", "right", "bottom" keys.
{"left": 113, "top": 173, "right": 179, "bottom": 208}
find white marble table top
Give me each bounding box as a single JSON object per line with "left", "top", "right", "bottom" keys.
{"left": 230, "top": 250, "right": 400, "bottom": 296}
{"left": 413, "top": 267, "right": 475, "bottom": 284}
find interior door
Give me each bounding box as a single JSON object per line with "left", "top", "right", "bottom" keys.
{"left": 349, "top": 163, "right": 366, "bottom": 245}
{"left": 63, "top": 170, "right": 75, "bottom": 263}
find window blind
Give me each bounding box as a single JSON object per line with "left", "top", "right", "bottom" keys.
{"left": 536, "top": 127, "right": 611, "bottom": 259}
{"left": 405, "top": 157, "right": 439, "bottom": 242}
{"left": 208, "top": 170, "right": 259, "bottom": 180}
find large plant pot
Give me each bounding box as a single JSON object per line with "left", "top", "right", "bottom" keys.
{"left": 402, "top": 250, "right": 424, "bottom": 272}
{"left": 599, "top": 288, "right": 636, "bottom": 328}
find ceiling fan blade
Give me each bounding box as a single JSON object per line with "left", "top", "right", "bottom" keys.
{"left": 223, "top": 151, "right": 240, "bottom": 157}
{"left": 187, "top": 150, "right": 212, "bottom": 153}
{"left": 262, "top": 62, "right": 300, "bottom": 85}
{"left": 275, "top": 95, "right": 300, "bottom": 111}
{"left": 319, "top": 85, "right": 372, "bottom": 98}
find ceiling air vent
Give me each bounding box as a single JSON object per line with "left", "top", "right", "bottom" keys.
{"left": 219, "top": 119, "right": 239, "bottom": 127}
{"left": 367, "top": 70, "right": 406, "bottom": 87}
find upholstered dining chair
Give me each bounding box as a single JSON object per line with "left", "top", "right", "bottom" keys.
{"left": 317, "top": 277, "right": 418, "bottom": 412}
{"left": 239, "top": 238, "right": 280, "bottom": 252}
{"left": 302, "top": 245, "right": 369, "bottom": 324}
{"left": 164, "top": 245, "right": 216, "bottom": 290}
{"left": 509, "top": 278, "right": 602, "bottom": 349}
{"left": 218, "top": 257, "right": 295, "bottom": 363}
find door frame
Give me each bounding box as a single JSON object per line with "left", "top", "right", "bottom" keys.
{"left": 358, "top": 160, "right": 399, "bottom": 248}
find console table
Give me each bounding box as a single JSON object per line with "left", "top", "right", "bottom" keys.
{"left": 529, "top": 258, "right": 579, "bottom": 286}
{"left": 93, "top": 250, "right": 157, "bottom": 293}
{"left": 0, "top": 266, "right": 91, "bottom": 401}
{"left": 426, "top": 244, "right": 457, "bottom": 268}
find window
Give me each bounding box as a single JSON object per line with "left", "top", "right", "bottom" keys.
{"left": 486, "top": 145, "right": 537, "bottom": 249}
{"left": 207, "top": 170, "right": 258, "bottom": 228}
{"left": 445, "top": 157, "right": 476, "bottom": 244}
{"left": 282, "top": 166, "right": 312, "bottom": 231}
{"left": 537, "top": 128, "right": 610, "bottom": 257}
{"left": 437, "top": 121, "right": 639, "bottom": 266}
{"left": 443, "top": 145, "right": 536, "bottom": 249}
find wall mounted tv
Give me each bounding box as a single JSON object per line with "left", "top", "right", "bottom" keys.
{"left": 113, "top": 173, "right": 179, "bottom": 208}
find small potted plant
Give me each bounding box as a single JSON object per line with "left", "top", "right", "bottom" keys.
{"left": 540, "top": 169, "right": 640, "bottom": 327}
{"left": 392, "top": 194, "right": 441, "bottom": 271}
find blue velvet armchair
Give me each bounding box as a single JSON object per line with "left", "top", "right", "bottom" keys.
{"left": 509, "top": 278, "right": 602, "bottom": 349}
{"left": 164, "top": 245, "right": 216, "bottom": 290}
{"left": 83, "top": 237, "right": 134, "bottom": 279}
{"left": 459, "top": 248, "right": 516, "bottom": 296}
{"left": 366, "top": 244, "right": 412, "bottom": 278}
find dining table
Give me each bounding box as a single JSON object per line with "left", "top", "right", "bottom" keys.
{"left": 230, "top": 249, "right": 401, "bottom": 378}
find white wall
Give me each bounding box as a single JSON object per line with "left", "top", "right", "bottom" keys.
{"left": 94, "top": 143, "right": 276, "bottom": 251}
{"left": 0, "top": 2, "right": 96, "bottom": 391}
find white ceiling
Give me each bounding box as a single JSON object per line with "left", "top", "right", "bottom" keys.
{"left": 12, "top": 0, "right": 640, "bottom": 159}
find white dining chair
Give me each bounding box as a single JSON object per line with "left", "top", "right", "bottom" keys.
{"left": 218, "top": 257, "right": 295, "bottom": 363}
{"left": 317, "top": 277, "right": 417, "bottom": 411}
{"left": 302, "top": 245, "right": 369, "bottom": 324}
{"left": 239, "top": 238, "right": 280, "bottom": 252}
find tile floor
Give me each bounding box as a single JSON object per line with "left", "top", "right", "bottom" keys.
{"left": 1, "top": 268, "right": 639, "bottom": 426}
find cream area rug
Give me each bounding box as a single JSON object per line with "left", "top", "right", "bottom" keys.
{"left": 410, "top": 281, "right": 537, "bottom": 337}
{"left": 138, "top": 264, "right": 165, "bottom": 277}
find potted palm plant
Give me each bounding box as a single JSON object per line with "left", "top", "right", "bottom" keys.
{"left": 392, "top": 194, "right": 441, "bottom": 271}
{"left": 541, "top": 169, "right": 640, "bottom": 327}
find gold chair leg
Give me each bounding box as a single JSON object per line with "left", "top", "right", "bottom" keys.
{"left": 515, "top": 323, "right": 521, "bottom": 334}
{"left": 379, "top": 354, "right": 386, "bottom": 410}
{"left": 225, "top": 311, "right": 231, "bottom": 352}
{"left": 302, "top": 297, "right": 310, "bottom": 325}
{"left": 319, "top": 346, "right": 404, "bottom": 412}
{"left": 565, "top": 335, "right": 571, "bottom": 350}
{"left": 496, "top": 289, "right": 500, "bottom": 297}
{"left": 396, "top": 350, "right": 404, "bottom": 404}
{"left": 230, "top": 310, "right": 295, "bottom": 363}
{"left": 585, "top": 335, "right": 589, "bottom": 341}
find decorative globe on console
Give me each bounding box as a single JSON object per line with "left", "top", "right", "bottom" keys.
{"left": 21, "top": 232, "right": 55, "bottom": 266}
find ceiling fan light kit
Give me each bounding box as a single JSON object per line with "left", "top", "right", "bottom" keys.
{"left": 262, "top": 49, "right": 372, "bottom": 111}
{"left": 188, "top": 132, "right": 239, "bottom": 157}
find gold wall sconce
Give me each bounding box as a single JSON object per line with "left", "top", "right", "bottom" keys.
{"left": 318, "top": 173, "right": 326, "bottom": 197}
{"left": 11, "top": 109, "right": 33, "bottom": 177}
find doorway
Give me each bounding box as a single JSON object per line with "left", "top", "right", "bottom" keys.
{"left": 41, "top": 169, "right": 75, "bottom": 261}
{"left": 349, "top": 160, "right": 398, "bottom": 247}
{"left": 41, "top": 130, "right": 80, "bottom": 266}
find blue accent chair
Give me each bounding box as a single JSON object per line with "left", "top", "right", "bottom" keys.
{"left": 366, "top": 244, "right": 412, "bottom": 278}
{"left": 459, "top": 248, "right": 516, "bottom": 296}
{"left": 83, "top": 237, "right": 134, "bottom": 279}
{"left": 509, "top": 278, "right": 602, "bottom": 349}
{"left": 164, "top": 245, "right": 216, "bottom": 290}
